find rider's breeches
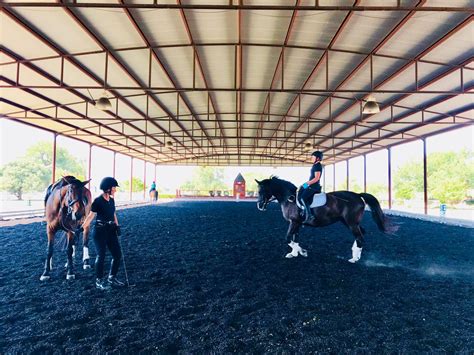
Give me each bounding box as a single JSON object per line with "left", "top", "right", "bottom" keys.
{"left": 298, "top": 185, "right": 321, "bottom": 206}
{"left": 92, "top": 226, "right": 122, "bottom": 279}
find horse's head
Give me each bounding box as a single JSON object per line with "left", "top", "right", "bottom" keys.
{"left": 62, "top": 179, "right": 91, "bottom": 221}
{"left": 255, "top": 179, "right": 274, "bottom": 211}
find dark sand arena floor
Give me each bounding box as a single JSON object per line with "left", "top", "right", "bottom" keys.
{"left": 1, "top": 200, "right": 473, "bottom": 353}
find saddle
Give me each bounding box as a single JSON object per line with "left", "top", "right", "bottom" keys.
{"left": 295, "top": 192, "right": 327, "bottom": 209}
{"left": 44, "top": 176, "right": 77, "bottom": 206}
{"left": 309, "top": 192, "right": 327, "bottom": 208}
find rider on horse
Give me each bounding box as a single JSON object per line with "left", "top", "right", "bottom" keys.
{"left": 82, "top": 177, "right": 125, "bottom": 290}
{"left": 297, "top": 150, "right": 324, "bottom": 223}
{"left": 149, "top": 181, "right": 156, "bottom": 193}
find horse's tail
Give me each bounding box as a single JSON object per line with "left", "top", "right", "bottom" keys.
{"left": 359, "top": 193, "right": 388, "bottom": 233}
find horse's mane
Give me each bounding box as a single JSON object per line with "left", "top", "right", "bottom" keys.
{"left": 266, "top": 176, "right": 297, "bottom": 193}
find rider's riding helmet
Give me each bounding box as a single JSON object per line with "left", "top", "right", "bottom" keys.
{"left": 311, "top": 150, "right": 324, "bottom": 160}
{"left": 100, "top": 177, "right": 119, "bottom": 192}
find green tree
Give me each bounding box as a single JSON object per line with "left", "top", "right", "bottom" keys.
{"left": 0, "top": 141, "right": 86, "bottom": 200}
{"left": 181, "top": 166, "right": 228, "bottom": 192}
{"left": 120, "top": 177, "right": 145, "bottom": 192}
{"left": 393, "top": 150, "right": 473, "bottom": 204}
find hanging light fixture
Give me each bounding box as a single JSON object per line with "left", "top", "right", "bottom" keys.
{"left": 95, "top": 92, "right": 112, "bottom": 111}
{"left": 362, "top": 95, "right": 380, "bottom": 114}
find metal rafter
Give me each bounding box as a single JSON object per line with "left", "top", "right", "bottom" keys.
{"left": 299, "top": 18, "right": 474, "bottom": 159}
{"left": 269, "top": 0, "right": 427, "bottom": 156}
{"left": 1, "top": 3, "right": 472, "bottom": 12}
{"left": 3, "top": 8, "right": 193, "bottom": 160}
{"left": 0, "top": 46, "right": 176, "bottom": 162}
{"left": 4, "top": 42, "right": 467, "bottom": 73}
{"left": 59, "top": 4, "right": 207, "bottom": 157}
{"left": 175, "top": 0, "right": 228, "bottom": 153}
{"left": 117, "top": 0, "right": 219, "bottom": 156}
{"left": 260, "top": 0, "right": 361, "bottom": 154}
{"left": 253, "top": 0, "right": 301, "bottom": 155}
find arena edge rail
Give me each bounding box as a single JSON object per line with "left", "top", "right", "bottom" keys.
{"left": 0, "top": 201, "right": 152, "bottom": 221}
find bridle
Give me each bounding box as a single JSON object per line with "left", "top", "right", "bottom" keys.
{"left": 257, "top": 195, "right": 276, "bottom": 211}
{"left": 61, "top": 184, "right": 86, "bottom": 232}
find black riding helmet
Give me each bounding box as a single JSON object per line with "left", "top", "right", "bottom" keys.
{"left": 311, "top": 150, "right": 324, "bottom": 160}
{"left": 100, "top": 177, "right": 119, "bottom": 192}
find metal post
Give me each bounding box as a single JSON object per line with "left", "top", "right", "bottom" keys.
{"left": 52, "top": 134, "right": 57, "bottom": 183}
{"left": 88, "top": 144, "right": 92, "bottom": 188}
{"left": 363, "top": 154, "right": 367, "bottom": 193}
{"left": 113, "top": 152, "right": 116, "bottom": 178}
{"left": 346, "top": 160, "right": 349, "bottom": 190}
{"left": 323, "top": 166, "right": 326, "bottom": 191}
{"left": 154, "top": 164, "right": 157, "bottom": 182}
{"left": 130, "top": 158, "right": 133, "bottom": 201}
{"left": 423, "top": 138, "right": 428, "bottom": 214}
{"left": 332, "top": 164, "right": 335, "bottom": 192}
{"left": 388, "top": 148, "right": 392, "bottom": 209}
{"left": 143, "top": 161, "right": 146, "bottom": 199}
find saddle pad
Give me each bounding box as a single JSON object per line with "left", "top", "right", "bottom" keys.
{"left": 309, "top": 193, "right": 327, "bottom": 208}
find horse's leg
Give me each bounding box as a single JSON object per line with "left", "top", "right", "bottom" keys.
{"left": 40, "top": 227, "right": 55, "bottom": 281}
{"left": 82, "top": 226, "right": 92, "bottom": 270}
{"left": 66, "top": 231, "right": 76, "bottom": 280}
{"left": 348, "top": 224, "right": 364, "bottom": 263}
{"left": 285, "top": 221, "right": 307, "bottom": 258}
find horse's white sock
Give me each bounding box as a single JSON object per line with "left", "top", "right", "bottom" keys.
{"left": 349, "top": 240, "right": 362, "bottom": 263}
{"left": 83, "top": 247, "right": 90, "bottom": 261}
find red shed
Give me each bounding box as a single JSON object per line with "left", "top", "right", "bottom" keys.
{"left": 233, "top": 173, "right": 246, "bottom": 199}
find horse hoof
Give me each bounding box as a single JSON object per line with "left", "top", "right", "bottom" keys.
{"left": 83, "top": 264, "right": 91, "bottom": 270}
{"left": 299, "top": 249, "right": 308, "bottom": 257}
{"left": 66, "top": 274, "right": 75, "bottom": 280}
{"left": 40, "top": 275, "right": 50, "bottom": 281}
{"left": 285, "top": 253, "right": 296, "bottom": 258}
{"left": 348, "top": 258, "right": 359, "bottom": 263}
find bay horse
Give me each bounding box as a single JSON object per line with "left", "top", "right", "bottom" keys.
{"left": 256, "top": 177, "right": 392, "bottom": 262}
{"left": 41, "top": 176, "right": 92, "bottom": 281}
{"left": 149, "top": 189, "right": 158, "bottom": 203}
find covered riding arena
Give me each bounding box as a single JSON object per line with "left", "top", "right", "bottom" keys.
{"left": 1, "top": 1, "right": 473, "bottom": 353}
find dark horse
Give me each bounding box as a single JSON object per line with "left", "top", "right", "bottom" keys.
{"left": 256, "top": 177, "right": 390, "bottom": 262}
{"left": 150, "top": 189, "right": 158, "bottom": 203}
{"left": 41, "top": 176, "right": 92, "bottom": 281}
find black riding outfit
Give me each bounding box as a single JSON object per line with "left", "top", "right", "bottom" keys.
{"left": 91, "top": 195, "right": 122, "bottom": 283}
{"left": 298, "top": 162, "right": 323, "bottom": 220}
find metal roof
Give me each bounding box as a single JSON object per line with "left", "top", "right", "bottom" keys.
{"left": 1, "top": 1, "right": 473, "bottom": 166}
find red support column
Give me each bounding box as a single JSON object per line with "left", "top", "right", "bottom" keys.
{"left": 388, "top": 148, "right": 392, "bottom": 209}
{"left": 51, "top": 134, "right": 57, "bottom": 183}
{"left": 113, "top": 152, "right": 116, "bottom": 178}
{"left": 363, "top": 154, "right": 367, "bottom": 193}
{"left": 332, "top": 164, "right": 335, "bottom": 192}
{"left": 423, "top": 138, "right": 428, "bottom": 214}
{"left": 88, "top": 144, "right": 92, "bottom": 188}
{"left": 130, "top": 158, "right": 133, "bottom": 201}
{"left": 143, "top": 161, "right": 147, "bottom": 200}
{"left": 346, "top": 160, "right": 349, "bottom": 190}
{"left": 323, "top": 166, "right": 326, "bottom": 191}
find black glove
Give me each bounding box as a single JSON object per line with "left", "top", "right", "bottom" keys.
{"left": 116, "top": 225, "right": 122, "bottom": 237}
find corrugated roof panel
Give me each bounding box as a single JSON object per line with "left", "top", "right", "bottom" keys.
{"left": 243, "top": 45, "right": 281, "bottom": 89}
{"left": 196, "top": 46, "right": 235, "bottom": 88}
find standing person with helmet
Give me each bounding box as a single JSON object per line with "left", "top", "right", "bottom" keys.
{"left": 81, "top": 177, "right": 125, "bottom": 290}
{"left": 297, "top": 151, "right": 324, "bottom": 223}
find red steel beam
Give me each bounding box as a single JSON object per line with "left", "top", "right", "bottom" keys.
{"left": 0, "top": 3, "right": 472, "bottom": 12}
{"left": 259, "top": 0, "right": 361, "bottom": 151}
{"left": 283, "top": 13, "right": 473, "bottom": 157}
{"left": 175, "top": 0, "right": 228, "bottom": 151}
{"left": 253, "top": 0, "right": 301, "bottom": 148}
{"left": 59, "top": 5, "right": 206, "bottom": 157}
{"left": 3, "top": 9, "right": 189, "bottom": 159}
{"left": 118, "top": 0, "right": 220, "bottom": 156}
{"left": 270, "top": 0, "right": 426, "bottom": 155}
